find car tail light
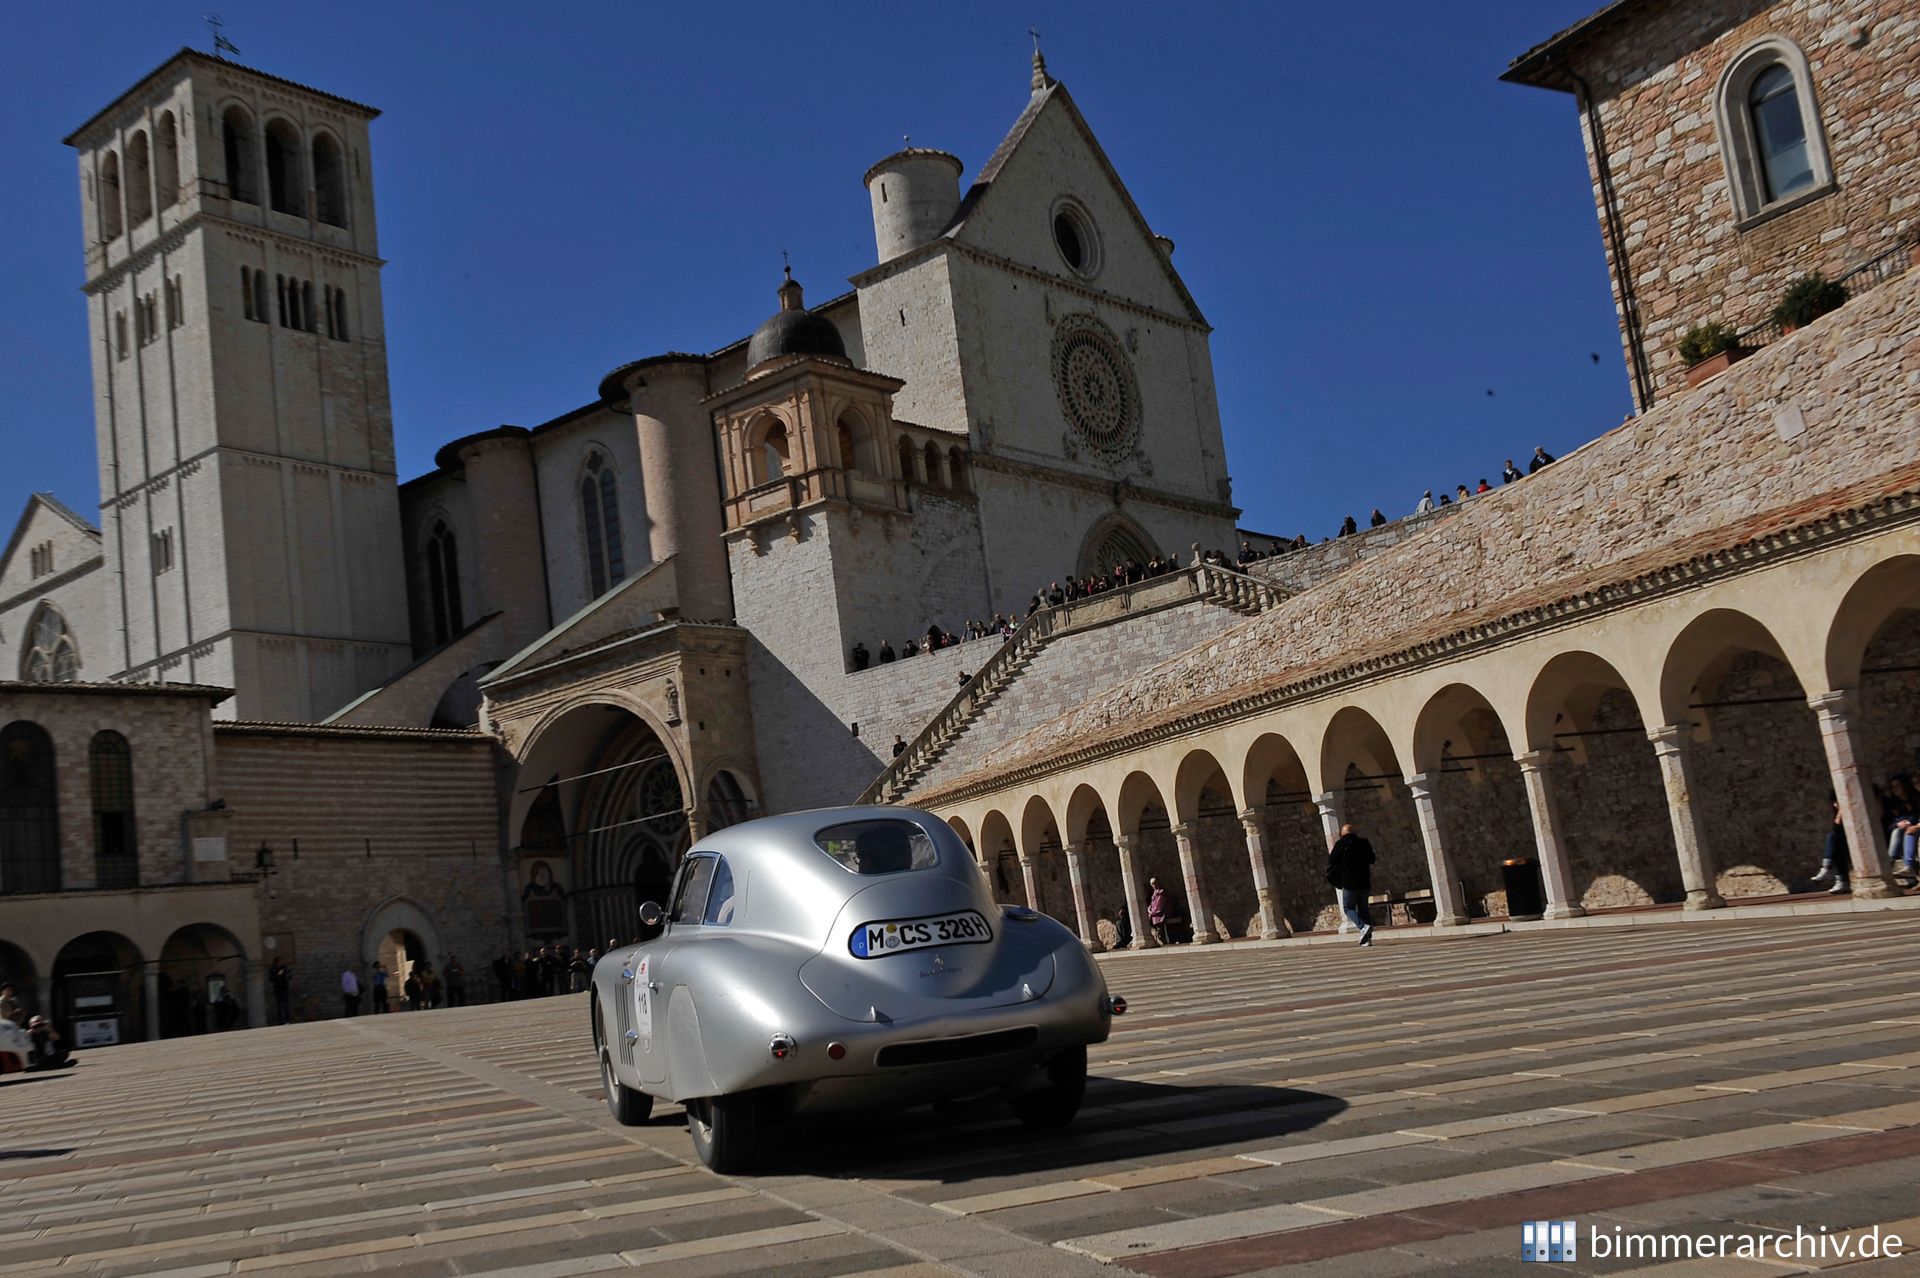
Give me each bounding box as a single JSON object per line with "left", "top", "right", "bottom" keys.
{"left": 1107, "top": 995, "right": 1127, "bottom": 1016}
{"left": 827, "top": 1042, "right": 846, "bottom": 1061}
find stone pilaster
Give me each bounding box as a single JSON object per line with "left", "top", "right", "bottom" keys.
{"left": 1114, "top": 833, "right": 1157, "bottom": 949}
{"left": 1313, "top": 791, "right": 1352, "bottom": 931}
{"left": 1809, "top": 691, "right": 1897, "bottom": 898}
{"left": 1515, "top": 750, "right": 1587, "bottom": 919}
{"left": 1404, "top": 773, "right": 1470, "bottom": 926}
{"left": 1237, "top": 808, "right": 1285, "bottom": 939}
{"left": 1169, "top": 822, "right": 1219, "bottom": 944}
{"left": 1646, "top": 724, "right": 1727, "bottom": 910}
{"left": 1067, "top": 841, "right": 1101, "bottom": 950}
{"left": 1017, "top": 854, "right": 1042, "bottom": 914}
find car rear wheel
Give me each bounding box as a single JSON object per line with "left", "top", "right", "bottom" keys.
{"left": 687, "top": 1092, "right": 759, "bottom": 1173}
{"left": 1010, "top": 1044, "right": 1087, "bottom": 1129}
{"left": 601, "top": 1049, "right": 653, "bottom": 1126}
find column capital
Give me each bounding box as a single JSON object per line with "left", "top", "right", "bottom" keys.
{"left": 1112, "top": 831, "right": 1136, "bottom": 853}
{"left": 1016, "top": 853, "right": 1034, "bottom": 868}
{"left": 1170, "top": 821, "right": 1197, "bottom": 841}
{"left": 1311, "top": 791, "right": 1343, "bottom": 814}
{"left": 1646, "top": 723, "right": 1693, "bottom": 753}
{"left": 1237, "top": 807, "right": 1265, "bottom": 828}
{"left": 1809, "top": 689, "right": 1856, "bottom": 720}
{"left": 1404, "top": 771, "right": 1438, "bottom": 797}
{"left": 1515, "top": 748, "right": 1558, "bottom": 773}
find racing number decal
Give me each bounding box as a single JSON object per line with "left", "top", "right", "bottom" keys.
{"left": 848, "top": 909, "right": 994, "bottom": 958}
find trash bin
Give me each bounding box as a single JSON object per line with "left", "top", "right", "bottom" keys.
{"left": 1502, "top": 857, "right": 1546, "bottom": 919}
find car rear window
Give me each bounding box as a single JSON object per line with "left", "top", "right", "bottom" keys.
{"left": 815, "top": 819, "right": 939, "bottom": 875}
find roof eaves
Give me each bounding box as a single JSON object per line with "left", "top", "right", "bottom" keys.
{"left": 65, "top": 48, "right": 380, "bottom": 147}
{"left": 1501, "top": 0, "right": 1644, "bottom": 90}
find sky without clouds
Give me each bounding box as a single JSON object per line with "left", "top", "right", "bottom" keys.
{"left": 0, "top": 0, "right": 1624, "bottom": 543}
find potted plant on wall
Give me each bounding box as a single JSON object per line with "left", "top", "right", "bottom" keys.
{"left": 1771, "top": 272, "right": 1849, "bottom": 336}
{"left": 1677, "top": 321, "right": 1748, "bottom": 387}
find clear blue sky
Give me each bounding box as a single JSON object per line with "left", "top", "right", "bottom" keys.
{"left": 0, "top": 0, "right": 1622, "bottom": 542}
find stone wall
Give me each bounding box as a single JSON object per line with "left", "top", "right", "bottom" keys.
{"left": 1249, "top": 505, "right": 1459, "bottom": 594}
{"left": 214, "top": 724, "right": 507, "bottom": 1020}
{"left": 1532, "top": 0, "right": 1920, "bottom": 404}
{"left": 918, "top": 266, "right": 1920, "bottom": 792}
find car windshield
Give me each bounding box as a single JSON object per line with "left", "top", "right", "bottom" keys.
{"left": 814, "top": 819, "right": 939, "bottom": 875}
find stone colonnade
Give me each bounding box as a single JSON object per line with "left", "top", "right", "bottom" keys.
{"left": 933, "top": 535, "right": 1920, "bottom": 945}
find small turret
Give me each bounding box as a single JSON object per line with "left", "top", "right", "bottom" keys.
{"left": 862, "top": 146, "right": 963, "bottom": 265}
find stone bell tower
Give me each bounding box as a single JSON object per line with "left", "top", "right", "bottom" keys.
{"left": 65, "top": 50, "right": 410, "bottom": 720}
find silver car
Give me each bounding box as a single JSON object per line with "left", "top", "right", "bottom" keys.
{"left": 590, "top": 806, "right": 1124, "bottom": 1172}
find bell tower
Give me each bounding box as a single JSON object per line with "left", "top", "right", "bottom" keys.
{"left": 65, "top": 51, "right": 410, "bottom": 720}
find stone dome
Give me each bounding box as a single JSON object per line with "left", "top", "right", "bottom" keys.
{"left": 746, "top": 269, "right": 847, "bottom": 372}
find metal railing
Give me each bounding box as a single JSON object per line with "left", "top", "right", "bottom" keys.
{"left": 859, "top": 561, "right": 1289, "bottom": 804}
{"left": 1734, "top": 236, "right": 1918, "bottom": 350}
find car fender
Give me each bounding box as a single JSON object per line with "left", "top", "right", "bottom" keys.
{"left": 663, "top": 984, "right": 717, "bottom": 1100}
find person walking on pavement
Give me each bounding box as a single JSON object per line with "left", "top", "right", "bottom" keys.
{"left": 370, "top": 962, "right": 390, "bottom": 1013}
{"left": 1327, "top": 823, "right": 1378, "bottom": 946}
{"left": 340, "top": 966, "right": 361, "bottom": 1018}
{"left": 1147, "top": 877, "right": 1170, "bottom": 945}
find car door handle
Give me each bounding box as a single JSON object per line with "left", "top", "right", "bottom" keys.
{"left": 620, "top": 970, "right": 635, "bottom": 983}
{"left": 623, "top": 1030, "right": 638, "bottom": 1044}
{"left": 646, "top": 981, "right": 660, "bottom": 992}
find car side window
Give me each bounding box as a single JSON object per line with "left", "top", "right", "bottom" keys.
{"left": 670, "top": 854, "right": 717, "bottom": 925}
{"left": 703, "top": 858, "right": 736, "bottom": 926}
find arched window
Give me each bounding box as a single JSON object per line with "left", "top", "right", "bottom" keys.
{"left": 948, "top": 446, "right": 969, "bottom": 494}
{"left": 1079, "top": 516, "right": 1157, "bottom": 579}
{"left": 0, "top": 721, "right": 61, "bottom": 894}
{"left": 126, "top": 131, "right": 153, "bottom": 227}
{"left": 312, "top": 132, "right": 348, "bottom": 227}
{"left": 264, "top": 118, "right": 305, "bottom": 216}
{"left": 1716, "top": 39, "right": 1832, "bottom": 222}
{"left": 581, "top": 452, "right": 626, "bottom": 597}
{"left": 896, "top": 434, "right": 918, "bottom": 484}
{"left": 155, "top": 111, "right": 180, "bottom": 207}
{"left": 923, "top": 439, "right": 944, "bottom": 488}
{"left": 21, "top": 605, "right": 79, "bottom": 683}
{"left": 754, "top": 421, "right": 790, "bottom": 485}
{"left": 99, "top": 150, "right": 123, "bottom": 241}
{"left": 90, "top": 731, "right": 137, "bottom": 890}
{"left": 1749, "top": 67, "right": 1811, "bottom": 202}
{"left": 222, "top": 106, "right": 258, "bottom": 205}
{"left": 426, "top": 521, "right": 463, "bottom": 645}
{"left": 836, "top": 411, "right": 874, "bottom": 473}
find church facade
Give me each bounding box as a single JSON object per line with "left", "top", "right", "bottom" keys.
{"left": 0, "top": 45, "right": 1240, "bottom": 1025}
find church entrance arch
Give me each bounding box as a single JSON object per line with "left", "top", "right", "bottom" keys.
{"left": 361, "top": 897, "right": 442, "bottom": 1012}
{"left": 510, "top": 701, "right": 691, "bottom": 951}
{"left": 1077, "top": 514, "right": 1159, "bottom": 580}
{"left": 158, "top": 923, "right": 249, "bottom": 1036}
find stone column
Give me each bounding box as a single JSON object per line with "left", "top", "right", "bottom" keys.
{"left": 1809, "top": 692, "right": 1897, "bottom": 898}
{"left": 1312, "top": 791, "right": 1346, "bottom": 850}
{"left": 1403, "top": 773, "right": 1470, "bottom": 926}
{"left": 1017, "top": 855, "right": 1042, "bottom": 914}
{"left": 1114, "top": 833, "right": 1157, "bottom": 949}
{"left": 1237, "top": 808, "right": 1285, "bottom": 939}
{"left": 244, "top": 960, "right": 268, "bottom": 1029}
{"left": 1646, "top": 724, "right": 1727, "bottom": 910}
{"left": 1169, "top": 822, "right": 1220, "bottom": 944}
{"left": 1066, "top": 841, "right": 1101, "bottom": 950}
{"left": 1515, "top": 750, "right": 1586, "bottom": 919}
{"left": 1313, "top": 792, "right": 1351, "bottom": 931}
{"left": 143, "top": 965, "right": 161, "bottom": 1042}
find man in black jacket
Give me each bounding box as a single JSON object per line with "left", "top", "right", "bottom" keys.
{"left": 1327, "top": 823, "right": 1377, "bottom": 947}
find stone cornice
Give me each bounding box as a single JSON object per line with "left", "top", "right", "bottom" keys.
{"left": 215, "top": 720, "right": 491, "bottom": 742}
{"left": 0, "top": 555, "right": 105, "bottom": 616}
{"left": 968, "top": 452, "right": 1238, "bottom": 521}
{"left": 84, "top": 208, "right": 384, "bottom": 295}
{"left": 481, "top": 620, "right": 746, "bottom": 699}
{"left": 912, "top": 481, "right": 1920, "bottom": 808}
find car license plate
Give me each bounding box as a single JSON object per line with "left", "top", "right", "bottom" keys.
{"left": 849, "top": 910, "right": 994, "bottom": 958}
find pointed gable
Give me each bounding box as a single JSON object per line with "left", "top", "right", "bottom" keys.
{"left": 0, "top": 493, "right": 102, "bottom": 603}
{"left": 943, "top": 81, "right": 1207, "bottom": 327}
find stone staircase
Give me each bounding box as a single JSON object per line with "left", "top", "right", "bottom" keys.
{"left": 862, "top": 563, "right": 1288, "bottom": 803}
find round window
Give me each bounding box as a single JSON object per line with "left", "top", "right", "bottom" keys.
{"left": 1050, "top": 201, "right": 1099, "bottom": 277}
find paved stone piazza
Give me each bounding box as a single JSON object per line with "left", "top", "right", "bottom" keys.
{"left": 8, "top": 910, "right": 1920, "bottom": 1278}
